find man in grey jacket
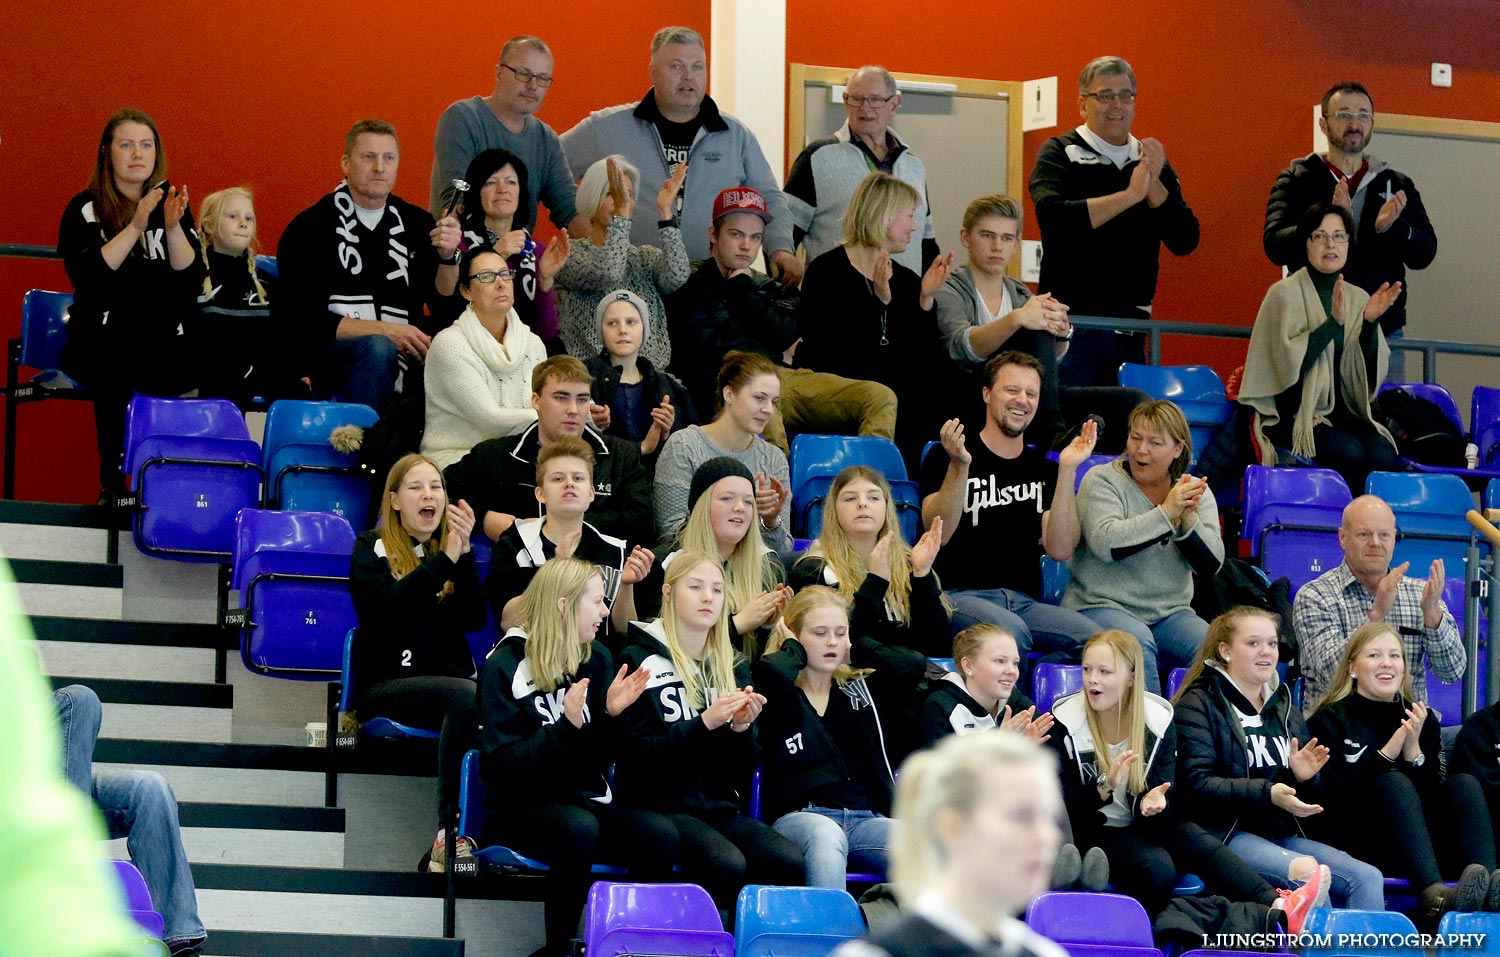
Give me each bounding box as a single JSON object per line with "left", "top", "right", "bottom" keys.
{"left": 560, "top": 26, "right": 803, "bottom": 283}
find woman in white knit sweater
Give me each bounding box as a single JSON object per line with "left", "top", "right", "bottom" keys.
{"left": 422, "top": 246, "right": 548, "bottom": 469}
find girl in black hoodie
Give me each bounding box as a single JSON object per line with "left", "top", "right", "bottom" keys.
{"left": 916, "top": 624, "right": 1050, "bottom": 746}
{"left": 1173, "top": 606, "right": 1383, "bottom": 910}
{"left": 1307, "top": 621, "right": 1491, "bottom": 921}
{"left": 477, "top": 557, "right": 673, "bottom": 957}
{"left": 1050, "top": 630, "right": 1321, "bottom": 926}
{"left": 614, "top": 550, "right": 804, "bottom": 906}
{"left": 788, "top": 465, "right": 950, "bottom": 656}
{"left": 753, "top": 585, "right": 928, "bottom": 887}
{"left": 349, "top": 454, "right": 486, "bottom": 872}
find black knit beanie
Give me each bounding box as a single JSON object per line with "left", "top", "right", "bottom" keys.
{"left": 686, "top": 457, "right": 756, "bottom": 514}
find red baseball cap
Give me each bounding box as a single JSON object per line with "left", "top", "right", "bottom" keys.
{"left": 712, "top": 187, "right": 773, "bottom": 224}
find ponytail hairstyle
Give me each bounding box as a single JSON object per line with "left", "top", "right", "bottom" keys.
{"left": 1081, "top": 630, "right": 1148, "bottom": 795}
{"left": 889, "top": 730, "right": 1059, "bottom": 904}
{"left": 376, "top": 454, "right": 454, "bottom": 597}
{"left": 674, "top": 478, "right": 778, "bottom": 624}
{"left": 714, "top": 350, "right": 780, "bottom": 417}
{"left": 197, "top": 186, "right": 269, "bottom": 304}
{"left": 1309, "top": 621, "right": 1414, "bottom": 715}
{"left": 1174, "top": 605, "right": 1281, "bottom": 706}
{"left": 515, "top": 557, "right": 603, "bottom": 694}
{"left": 87, "top": 108, "right": 168, "bottom": 237}
{"left": 658, "top": 550, "right": 738, "bottom": 711}
{"left": 763, "top": 585, "right": 871, "bottom": 687}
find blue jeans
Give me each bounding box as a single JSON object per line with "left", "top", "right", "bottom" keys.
{"left": 949, "top": 587, "right": 1098, "bottom": 662}
{"left": 772, "top": 807, "right": 893, "bottom": 888}
{"left": 55, "top": 685, "right": 205, "bottom": 947}
{"left": 315, "top": 334, "right": 401, "bottom": 410}
{"left": 1227, "top": 830, "right": 1385, "bottom": 911}
{"left": 1077, "top": 607, "right": 1208, "bottom": 694}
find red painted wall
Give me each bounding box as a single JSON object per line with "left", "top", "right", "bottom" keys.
{"left": 0, "top": 2, "right": 710, "bottom": 503}
{"left": 788, "top": 0, "right": 1500, "bottom": 370}
{"left": 4, "top": 0, "right": 1496, "bottom": 502}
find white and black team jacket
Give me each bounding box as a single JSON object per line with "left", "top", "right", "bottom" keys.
{"left": 485, "top": 518, "right": 626, "bottom": 627}
{"left": 613, "top": 620, "right": 757, "bottom": 819}
{"left": 914, "top": 672, "right": 1037, "bottom": 750}
{"left": 476, "top": 627, "right": 621, "bottom": 810}
{"left": 1046, "top": 688, "right": 1176, "bottom": 833}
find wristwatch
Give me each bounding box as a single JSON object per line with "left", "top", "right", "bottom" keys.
{"left": 1095, "top": 771, "right": 1113, "bottom": 794}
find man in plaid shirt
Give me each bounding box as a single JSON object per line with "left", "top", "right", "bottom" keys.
{"left": 1293, "top": 495, "right": 1464, "bottom": 712}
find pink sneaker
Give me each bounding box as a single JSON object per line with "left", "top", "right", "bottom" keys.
{"left": 1276, "top": 864, "right": 1330, "bottom": 935}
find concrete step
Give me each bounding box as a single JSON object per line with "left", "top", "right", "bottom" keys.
{"left": 202, "top": 928, "right": 465, "bottom": 957}
{"left": 108, "top": 824, "right": 343, "bottom": 869}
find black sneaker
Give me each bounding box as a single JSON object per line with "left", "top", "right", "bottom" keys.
{"left": 1051, "top": 843, "right": 1082, "bottom": 889}
{"left": 1455, "top": 864, "right": 1490, "bottom": 913}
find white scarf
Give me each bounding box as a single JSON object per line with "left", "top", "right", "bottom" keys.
{"left": 456, "top": 304, "right": 531, "bottom": 381}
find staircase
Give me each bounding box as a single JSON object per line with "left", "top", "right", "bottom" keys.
{"left": 4, "top": 500, "right": 547, "bottom": 956}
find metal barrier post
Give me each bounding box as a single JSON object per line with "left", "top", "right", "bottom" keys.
{"left": 1465, "top": 542, "right": 1481, "bottom": 718}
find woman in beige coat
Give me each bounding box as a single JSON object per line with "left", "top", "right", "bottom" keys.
{"left": 1238, "top": 202, "right": 1403, "bottom": 492}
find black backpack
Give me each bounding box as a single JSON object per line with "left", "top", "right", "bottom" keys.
{"left": 1371, "top": 388, "right": 1466, "bottom": 466}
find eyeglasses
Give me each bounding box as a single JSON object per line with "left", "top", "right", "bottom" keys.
{"left": 1326, "top": 110, "right": 1374, "bottom": 123}
{"left": 845, "top": 94, "right": 896, "bottom": 108}
{"left": 1082, "top": 90, "right": 1136, "bottom": 105}
{"left": 470, "top": 268, "right": 515, "bottom": 284}
{"left": 499, "top": 63, "right": 554, "bottom": 87}
{"left": 1308, "top": 231, "right": 1350, "bottom": 246}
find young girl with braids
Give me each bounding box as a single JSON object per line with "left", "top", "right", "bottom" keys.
{"left": 614, "top": 551, "right": 804, "bottom": 907}
{"left": 788, "top": 465, "right": 949, "bottom": 656}
{"left": 195, "top": 186, "right": 302, "bottom": 404}
{"left": 349, "top": 454, "right": 485, "bottom": 872}
{"left": 478, "top": 557, "right": 672, "bottom": 957}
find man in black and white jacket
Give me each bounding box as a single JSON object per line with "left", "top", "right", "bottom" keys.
{"left": 1029, "top": 56, "right": 1199, "bottom": 389}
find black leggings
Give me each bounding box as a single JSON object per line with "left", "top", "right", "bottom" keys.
{"left": 484, "top": 802, "right": 679, "bottom": 957}
{"left": 1334, "top": 772, "right": 1482, "bottom": 885}
{"left": 1310, "top": 421, "right": 1402, "bottom": 494}
{"left": 359, "top": 676, "right": 477, "bottom": 825}
{"left": 1450, "top": 774, "right": 1500, "bottom": 870}
{"left": 1081, "top": 817, "right": 1278, "bottom": 917}
{"left": 671, "top": 812, "right": 805, "bottom": 910}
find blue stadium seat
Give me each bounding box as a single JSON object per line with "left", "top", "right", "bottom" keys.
{"left": 1366, "top": 471, "right": 1482, "bottom": 573}
{"left": 262, "top": 400, "right": 379, "bottom": 522}
{"left": 1032, "top": 663, "right": 1082, "bottom": 714}
{"left": 1025, "top": 891, "right": 1160, "bottom": 957}
{"left": 254, "top": 254, "right": 278, "bottom": 280}
{"left": 338, "top": 629, "right": 439, "bottom": 740}
{"left": 1437, "top": 911, "right": 1500, "bottom": 957}
{"left": 1242, "top": 466, "right": 1351, "bottom": 596}
{"left": 734, "top": 885, "right": 865, "bottom": 957}
{"left": 456, "top": 749, "right": 628, "bottom": 875}
{"left": 1474, "top": 387, "right": 1500, "bottom": 469}
{"left": 789, "top": 435, "right": 910, "bottom": 537}
{"left": 4, "top": 290, "right": 89, "bottom": 499}
{"left": 111, "top": 859, "right": 163, "bottom": 939}
{"left": 1378, "top": 383, "right": 1500, "bottom": 486}
{"left": 1165, "top": 667, "right": 1187, "bottom": 699}
{"left": 798, "top": 474, "right": 922, "bottom": 542}
{"left": 1302, "top": 908, "right": 1420, "bottom": 957}
{"left": 463, "top": 534, "right": 499, "bottom": 671}
{"left": 1040, "top": 555, "right": 1070, "bottom": 605}
{"left": 928, "top": 657, "right": 957, "bottom": 672}
{"left": 583, "top": 882, "right": 735, "bottom": 957}
{"left": 232, "top": 509, "right": 357, "bottom": 678}
{"left": 123, "top": 396, "right": 262, "bottom": 561}
{"left": 1117, "top": 364, "right": 1233, "bottom": 463}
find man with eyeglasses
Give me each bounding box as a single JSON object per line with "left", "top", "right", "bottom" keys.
{"left": 1029, "top": 56, "right": 1200, "bottom": 389}
{"left": 560, "top": 26, "right": 800, "bottom": 282}
{"left": 1293, "top": 494, "right": 1461, "bottom": 711}
{"left": 1264, "top": 82, "right": 1437, "bottom": 379}
{"left": 429, "top": 35, "right": 585, "bottom": 235}
{"left": 784, "top": 65, "right": 937, "bottom": 274}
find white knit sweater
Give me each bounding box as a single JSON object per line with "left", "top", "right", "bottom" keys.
{"left": 421, "top": 306, "right": 547, "bottom": 469}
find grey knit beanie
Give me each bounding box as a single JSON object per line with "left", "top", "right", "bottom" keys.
{"left": 595, "top": 289, "right": 651, "bottom": 349}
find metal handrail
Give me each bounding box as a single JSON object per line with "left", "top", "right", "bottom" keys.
{"left": 0, "top": 244, "right": 60, "bottom": 259}
{"left": 1068, "top": 313, "right": 1500, "bottom": 384}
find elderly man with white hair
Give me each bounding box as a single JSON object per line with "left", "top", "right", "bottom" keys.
{"left": 785, "top": 64, "right": 938, "bottom": 274}
{"left": 560, "top": 26, "right": 801, "bottom": 283}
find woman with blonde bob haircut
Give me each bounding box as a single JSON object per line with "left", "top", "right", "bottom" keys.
{"left": 1049, "top": 630, "right": 1325, "bottom": 925}
{"left": 753, "top": 585, "right": 927, "bottom": 887}
{"left": 1307, "top": 622, "right": 1491, "bottom": 922}
{"left": 1064, "top": 399, "right": 1223, "bottom": 693}
{"left": 834, "top": 732, "right": 1070, "bottom": 957}
{"left": 349, "top": 453, "right": 485, "bottom": 872}
{"left": 797, "top": 171, "right": 956, "bottom": 460}
{"left": 790, "top": 465, "right": 949, "bottom": 656}
{"left": 614, "top": 551, "right": 804, "bottom": 906}
{"left": 477, "top": 557, "right": 672, "bottom": 957}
